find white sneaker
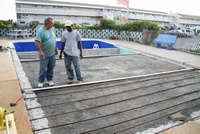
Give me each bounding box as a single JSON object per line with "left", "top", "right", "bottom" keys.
{"left": 48, "top": 81, "right": 54, "bottom": 86}
{"left": 38, "top": 83, "right": 43, "bottom": 88}
{"left": 78, "top": 81, "right": 83, "bottom": 84}
{"left": 67, "top": 80, "right": 74, "bottom": 84}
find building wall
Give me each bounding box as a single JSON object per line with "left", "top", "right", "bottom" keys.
{"left": 15, "top": 0, "right": 200, "bottom": 28}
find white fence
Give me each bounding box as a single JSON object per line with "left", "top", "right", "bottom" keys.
{"left": 0, "top": 28, "right": 143, "bottom": 43}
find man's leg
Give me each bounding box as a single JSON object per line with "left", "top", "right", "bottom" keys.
{"left": 72, "top": 56, "right": 83, "bottom": 81}
{"left": 64, "top": 54, "right": 74, "bottom": 80}
{"left": 38, "top": 57, "right": 49, "bottom": 83}
{"left": 46, "top": 55, "right": 56, "bottom": 82}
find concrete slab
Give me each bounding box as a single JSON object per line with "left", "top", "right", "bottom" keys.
{"left": 0, "top": 50, "right": 17, "bottom": 81}
{"left": 185, "top": 61, "right": 200, "bottom": 69}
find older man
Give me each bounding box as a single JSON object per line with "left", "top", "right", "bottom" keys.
{"left": 35, "top": 17, "right": 58, "bottom": 88}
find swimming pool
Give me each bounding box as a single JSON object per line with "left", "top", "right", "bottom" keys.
{"left": 13, "top": 40, "right": 118, "bottom": 52}
{"left": 10, "top": 40, "right": 139, "bottom": 59}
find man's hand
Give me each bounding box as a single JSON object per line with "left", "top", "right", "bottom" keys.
{"left": 55, "top": 49, "right": 58, "bottom": 55}
{"left": 35, "top": 41, "right": 45, "bottom": 59}
{"left": 80, "top": 53, "right": 83, "bottom": 59}
{"left": 59, "top": 55, "right": 62, "bottom": 60}
{"left": 39, "top": 51, "right": 45, "bottom": 59}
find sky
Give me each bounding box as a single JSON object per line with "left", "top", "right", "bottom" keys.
{"left": 56, "top": 0, "right": 200, "bottom": 15}
{"left": 0, "top": 0, "right": 16, "bottom": 21}
{"left": 0, "top": 0, "right": 199, "bottom": 21}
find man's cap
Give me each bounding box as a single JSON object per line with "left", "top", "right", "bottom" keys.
{"left": 64, "top": 20, "right": 73, "bottom": 26}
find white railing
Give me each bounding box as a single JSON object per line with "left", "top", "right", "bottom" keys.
{"left": 16, "top": 8, "right": 101, "bottom": 16}
{"left": 180, "top": 20, "right": 200, "bottom": 25}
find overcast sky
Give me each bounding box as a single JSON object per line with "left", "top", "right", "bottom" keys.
{"left": 0, "top": 0, "right": 199, "bottom": 21}
{"left": 0, "top": 0, "right": 16, "bottom": 21}
{"left": 56, "top": 0, "right": 200, "bottom": 15}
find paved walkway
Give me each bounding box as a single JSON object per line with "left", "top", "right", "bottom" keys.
{"left": 0, "top": 37, "right": 199, "bottom": 134}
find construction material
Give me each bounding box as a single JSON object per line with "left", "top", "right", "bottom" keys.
{"left": 0, "top": 107, "right": 12, "bottom": 130}
{"left": 29, "top": 70, "right": 200, "bottom": 133}
{"left": 6, "top": 115, "right": 10, "bottom": 134}
{"left": 169, "top": 112, "right": 187, "bottom": 121}
{"left": 0, "top": 114, "right": 17, "bottom": 134}
{"left": 10, "top": 96, "right": 22, "bottom": 107}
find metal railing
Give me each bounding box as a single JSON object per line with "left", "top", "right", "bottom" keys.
{"left": 174, "top": 36, "right": 200, "bottom": 54}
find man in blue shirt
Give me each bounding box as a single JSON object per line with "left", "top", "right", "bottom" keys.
{"left": 35, "top": 17, "right": 58, "bottom": 88}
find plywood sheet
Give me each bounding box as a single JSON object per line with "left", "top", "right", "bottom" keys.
{"left": 163, "top": 122, "right": 200, "bottom": 134}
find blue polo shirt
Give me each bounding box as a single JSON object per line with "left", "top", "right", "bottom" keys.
{"left": 35, "top": 27, "right": 56, "bottom": 56}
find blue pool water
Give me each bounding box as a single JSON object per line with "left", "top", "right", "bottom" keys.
{"left": 13, "top": 40, "right": 117, "bottom": 52}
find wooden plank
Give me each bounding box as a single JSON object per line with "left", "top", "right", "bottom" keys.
{"left": 163, "top": 122, "right": 200, "bottom": 134}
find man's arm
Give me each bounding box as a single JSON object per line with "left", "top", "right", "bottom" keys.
{"left": 59, "top": 42, "right": 65, "bottom": 60}
{"left": 78, "top": 41, "right": 83, "bottom": 59}
{"left": 55, "top": 43, "right": 58, "bottom": 55}
{"left": 76, "top": 31, "right": 83, "bottom": 59}
{"left": 53, "top": 31, "right": 58, "bottom": 55}
{"left": 35, "top": 40, "right": 45, "bottom": 59}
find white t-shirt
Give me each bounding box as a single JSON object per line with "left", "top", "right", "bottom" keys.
{"left": 61, "top": 30, "right": 82, "bottom": 56}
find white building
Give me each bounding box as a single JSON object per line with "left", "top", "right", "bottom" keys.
{"left": 15, "top": 0, "right": 200, "bottom": 28}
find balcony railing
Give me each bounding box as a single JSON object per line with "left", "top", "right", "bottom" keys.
{"left": 16, "top": 8, "right": 102, "bottom": 17}
{"left": 128, "top": 14, "right": 170, "bottom": 22}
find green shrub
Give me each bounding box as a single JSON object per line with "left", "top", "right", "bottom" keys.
{"left": 0, "top": 20, "right": 9, "bottom": 28}
{"left": 54, "top": 19, "right": 159, "bottom": 32}
{"left": 122, "top": 20, "right": 159, "bottom": 32}
{"left": 99, "top": 18, "right": 117, "bottom": 29}
{"left": 30, "top": 23, "right": 38, "bottom": 29}
{"left": 73, "top": 25, "right": 82, "bottom": 29}
{"left": 54, "top": 22, "right": 65, "bottom": 28}
{"left": 98, "top": 19, "right": 159, "bottom": 32}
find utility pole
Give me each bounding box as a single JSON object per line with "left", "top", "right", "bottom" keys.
{"left": 126, "top": 0, "right": 129, "bottom": 22}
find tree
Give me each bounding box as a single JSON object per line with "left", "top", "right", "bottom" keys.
{"left": 0, "top": 21, "right": 9, "bottom": 28}
{"left": 99, "top": 18, "right": 116, "bottom": 29}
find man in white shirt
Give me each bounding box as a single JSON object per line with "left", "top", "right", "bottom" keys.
{"left": 59, "top": 20, "right": 83, "bottom": 84}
